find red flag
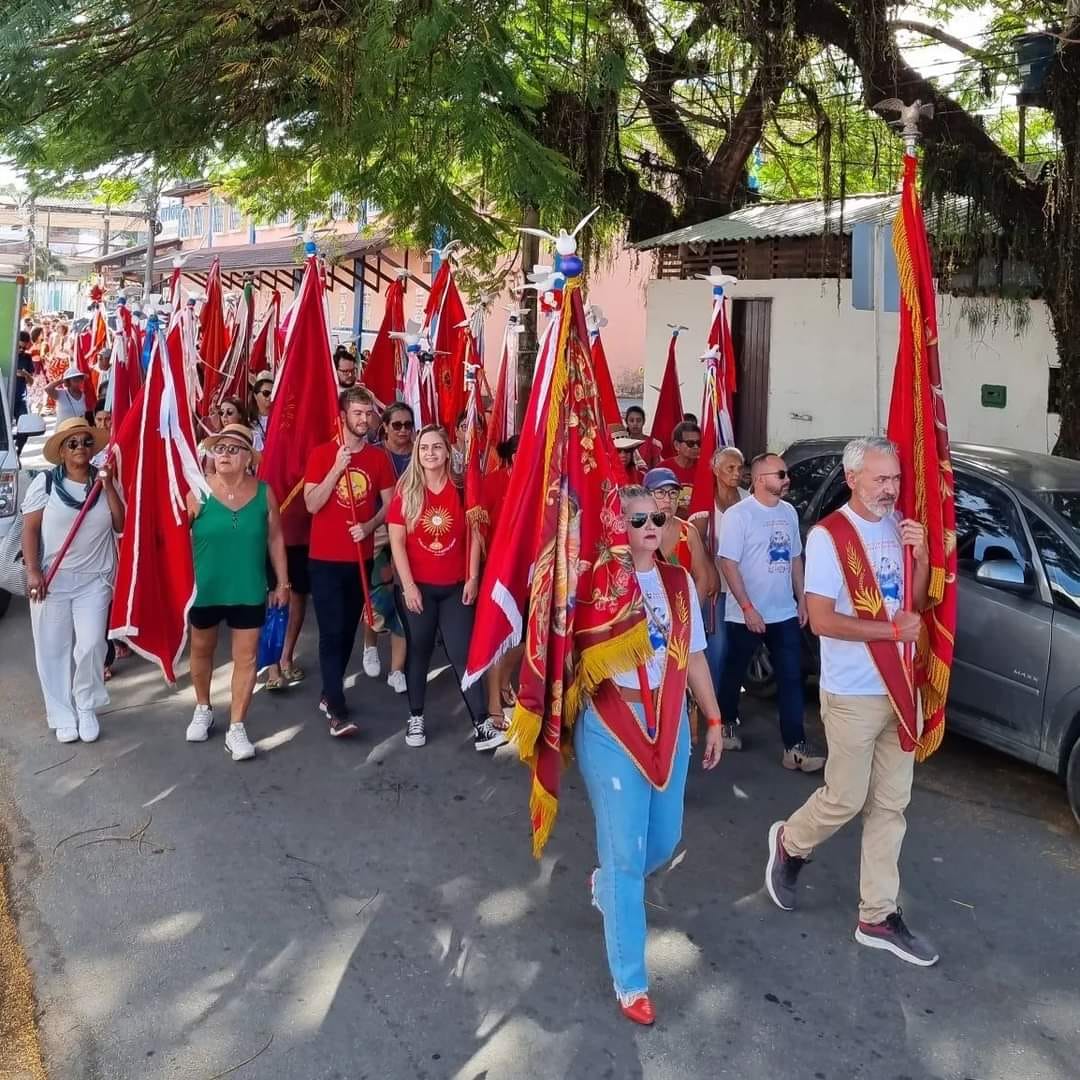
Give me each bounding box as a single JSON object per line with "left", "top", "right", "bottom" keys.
{"left": 249, "top": 292, "right": 280, "bottom": 376}
{"left": 109, "top": 312, "right": 208, "bottom": 683}
{"left": 649, "top": 330, "right": 684, "bottom": 458}
{"left": 462, "top": 357, "right": 486, "bottom": 529}
{"left": 257, "top": 244, "right": 339, "bottom": 538}
{"left": 106, "top": 297, "right": 143, "bottom": 438}
{"left": 218, "top": 281, "right": 254, "bottom": 404}
{"left": 688, "top": 351, "right": 721, "bottom": 523}
{"left": 364, "top": 274, "right": 405, "bottom": 407}
{"left": 422, "top": 261, "right": 468, "bottom": 431}
{"left": 484, "top": 310, "right": 521, "bottom": 472}
{"left": 73, "top": 327, "right": 99, "bottom": 413}
{"left": 590, "top": 329, "right": 623, "bottom": 431}
{"left": 885, "top": 152, "right": 958, "bottom": 761}
{"left": 464, "top": 275, "right": 649, "bottom": 857}
{"left": 197, "top": 259, "right": 227, "bottom": 417}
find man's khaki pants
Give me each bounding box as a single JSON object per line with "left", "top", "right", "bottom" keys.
{"left": 782, "top": 691, "right": 914, "bottom": 924}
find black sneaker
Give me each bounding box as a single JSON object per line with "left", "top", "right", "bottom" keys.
{"left": 855, "top": 909, "right": 939, "bottom": 967}
{"left": 765, "top": 821, "right": 807, "bottom": 911}
{"left": 328, "top": 712, "right": 359, "bottom": 738}
{"left": 474, "top": 718, "right": 508, "bottom": 752}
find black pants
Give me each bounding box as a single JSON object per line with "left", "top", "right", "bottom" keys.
{"left": 310, "top": 558, "right": 371, "bottom": 716}
{"left": 395, "top": 581, "right": 486, "bottom": 728}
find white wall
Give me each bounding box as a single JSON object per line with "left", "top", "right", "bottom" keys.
{"left": 643, "top": 277, "right": 1060, "bottom": 455}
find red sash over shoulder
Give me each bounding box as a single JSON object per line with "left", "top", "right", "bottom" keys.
{"left": 818, "top": 510, "right": 918, "bottom": 748}
{"left": 590, "top": 561, "right": 692, "bottom": 789}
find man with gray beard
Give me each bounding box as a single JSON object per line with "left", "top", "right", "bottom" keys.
{"left": 764, "top": 437, "right": 940, "bottom": 967}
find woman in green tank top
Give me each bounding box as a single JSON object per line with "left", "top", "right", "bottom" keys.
{"left": 184, "top": 424, "right": 289, "bottom": 762}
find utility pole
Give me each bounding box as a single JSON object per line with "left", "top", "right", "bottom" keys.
{"left": 143, "top": 181, "right": 158, "bottom": 300}
{"left": 515, "top": 204, "right": 540, "bottom": 428}
{"left": 26, "top": 193, "right": 36, "bottom": 283}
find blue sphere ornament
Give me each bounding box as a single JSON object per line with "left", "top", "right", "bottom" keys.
{"left": 304, "top": 239, "right": 318, "bottom": 256}
{"left": 713, "top": 284, "right": 725, "bottom": 299}
{"left": 560, "top": 253, "right": 583, "bottom": 278}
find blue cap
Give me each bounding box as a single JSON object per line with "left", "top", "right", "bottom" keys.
{"left": 643, "top": 467, "right": 680, "bottom": 491}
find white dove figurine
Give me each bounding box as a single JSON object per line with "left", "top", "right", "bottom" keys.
{"left": 518, "top": 206, "right": 600, "bottom": 256}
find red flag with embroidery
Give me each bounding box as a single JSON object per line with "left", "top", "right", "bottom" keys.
{"left": 109, "top": 312, "right": 208, "bottom": 683}
{"left": 258, "top": 244, "right": 340, "bottom": 537}
{"left": 364, "top": 274, "right": 405, "bottom": 407}
{"left": 463, "top": 274, "right": 648, "bottom": 857}
{"left": 422, "top": 261, "right": 468, "bottom": 431}
{"left": 197, "top": 258, "right": 227, "bottom": 417}
{"left": 106, "top": 297, "right": 142, "bottom": 438}
{"left": 249, "top": 292, "right": 280, "bottom": 376}
{"left": 590, "top": 331, "right": 623, "bottom": 431}
{"left": 649, "top": 330, "right": 684, "bottom": 458}
{"left": 463, "top": 358, "right": 486, "bottom": 535}
{"left": 885, "top": 152, "right": 958, "bottom": 761}
{"left": 688, "top": 351, "right": 721, "bottom": 523}
{"left": 484, "top": 312, "right": 521, "bottom": 472}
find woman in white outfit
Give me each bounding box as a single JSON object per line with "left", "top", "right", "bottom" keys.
{"left": 21, "top": 418, "right": 124, "bottom": 743}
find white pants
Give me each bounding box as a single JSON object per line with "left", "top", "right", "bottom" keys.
{"left": 30, "top": 573, "right": 111, "bottom": 731}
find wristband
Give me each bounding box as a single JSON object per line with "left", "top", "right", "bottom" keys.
{"left": 891, "top": 622, "right": 900, "bottom": 642}
{"left": 706, "top": 717, "right": 721, "bottom": 729}
{"left": 740, "top": 601, "right": 754, "bottom": 613}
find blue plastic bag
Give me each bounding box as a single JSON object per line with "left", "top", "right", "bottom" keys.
{"left": 257, "top": 605, "right": 288, "bottom": 669}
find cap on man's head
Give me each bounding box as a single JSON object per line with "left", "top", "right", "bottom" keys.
{"left": 643, "top": 467, "right": 680, "bottom": 491}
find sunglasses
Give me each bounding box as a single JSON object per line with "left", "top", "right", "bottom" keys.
{"left": 759, "top": 469, "right": 789, "bottom": 479}
{"left": 389, "top": 419, "right": 414, "bottom": 431}
{"left": 680, "top": 440, "right": 702, "bottom": 449}
{"left": 63, "top": 436, "right": 96, "bottom": 451}
{"left": 626, "top": 511, "right": 668, "bottom": 529}
{"left": 257, "top": 389, "right": 271, "bottom": 398}
{"left": 212, "top": 443, "right": 248, "bottom": 456}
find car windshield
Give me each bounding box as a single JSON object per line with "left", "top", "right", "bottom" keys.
{"left": 1035, "top": 492, "right": 1080, "bottom": 537}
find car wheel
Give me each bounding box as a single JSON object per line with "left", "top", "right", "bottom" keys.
{"left": 1067, "top": 738, "right": 1080, "bottom": 829}
{"left": 744, "top": 645, "right": 777, "bottom": 699}
{"left": 0, "top": 589, "right": 11, "bottom": 620}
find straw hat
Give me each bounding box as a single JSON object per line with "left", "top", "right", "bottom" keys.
{"left": 252, "top": 369, "right": 274, "bottom": 390}
{"left": 202, "top": 423, "right": 257, "bottom": 456}
{"left": 43, "top": 417, "right": 108, "bottom": 465}
{"left": 611, "top": 428, "right": 645, "bottom": 451}
{"left": 60, "top": 365, "right": 85, "bottom": 382}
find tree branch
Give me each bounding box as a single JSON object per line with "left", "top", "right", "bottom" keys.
{"left": 889, "top": 19, "right": 996, "bottom": 64}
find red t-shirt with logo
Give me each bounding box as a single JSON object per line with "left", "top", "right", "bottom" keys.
{"left": 658, "top": 456, "right": 697, "bottom": 513}
{"left": 387, "top": 481, "right": 467, "bottom": 585}
{"left": 305, "top": 441, "right": 396, "bottom": 562}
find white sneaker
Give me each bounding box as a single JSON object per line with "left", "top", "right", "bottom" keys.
{"left": 186, "top": 704, "right": 214, "bottom": 742}
{"left": 56, "top": 726, "right": 79, "bottom": 744}
{"left": 362, "top": 646, "right": 381, "bottom": 678}
{"left": 405, "top": 715, "right": 427, "bottom": 748}
{"left": 77, "top": 711, "right": 100, "bottom": 743}
{"left": 224, "top": 723, "right": 256, "bottom": 761}
{"left": 387, "top": 670, "right": 407, "bottom": 694}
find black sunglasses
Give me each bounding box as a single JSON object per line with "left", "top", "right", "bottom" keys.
{"left": 627, "top": 511, "right": 668, "bottom": 529}
{"left": 257, "top": 389, "right": 271, "bottom": 398}
{"left": 389, "top": 419, "right": 414, "bottom": 431}
{"left": 759, "top": 469, "right": 788, "bottom": 479}
{"left": 63, "top": 436, "right": 96, "bottom": 451}
{"left": 680, "top": 440, "right": 702, "bottom": 449}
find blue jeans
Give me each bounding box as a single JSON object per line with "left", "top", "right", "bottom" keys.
{"left": 718, "top": 616, "right": 806, "bottom": 749}
{"left": 574, "top": 702, "right": 691, "bottom": 997}
{"left": 702, "top": 596, "right": 728, "bottom": 694}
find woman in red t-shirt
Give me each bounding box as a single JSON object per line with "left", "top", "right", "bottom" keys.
{"left": 388, "top": 426, "right": 506, "bottom": 753}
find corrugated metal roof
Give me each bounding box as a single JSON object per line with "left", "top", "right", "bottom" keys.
{"left": 144, "top": 233, "right": 391, "bottom": 275}
{"left": 633, "top": 194, "right": 899, "bottom": 250}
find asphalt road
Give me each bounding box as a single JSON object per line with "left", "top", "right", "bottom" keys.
{"left": 1, "top": 595, "right": 1078, "bottom": 1080}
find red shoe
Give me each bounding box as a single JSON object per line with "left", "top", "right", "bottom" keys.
{"left": 619, "top": 993, "right": 655, "bottom": 1026}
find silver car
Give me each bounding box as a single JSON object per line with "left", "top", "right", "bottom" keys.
{"left": 774, "top": 439, "right": 1080, "bottom": 827}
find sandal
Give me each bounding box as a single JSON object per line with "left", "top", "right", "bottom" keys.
{"left": 488, "top": 713, "right": 510, "bottom": 732}
{"left": 500, "top": 685, "right": 518, "bottom": 709}
{"left": 265, "top": 676, "right": 286, "bottom": 691}
{"left": 280, "top": 664, "right": 306, "bottom": 684}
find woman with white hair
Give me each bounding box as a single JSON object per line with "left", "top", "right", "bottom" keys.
{"left": 691, "top": 446, "right": 748, "bottom": 745}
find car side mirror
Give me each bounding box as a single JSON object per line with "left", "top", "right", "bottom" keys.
{"left": 975, "top": 558, "right": 1033, "bottom": 595}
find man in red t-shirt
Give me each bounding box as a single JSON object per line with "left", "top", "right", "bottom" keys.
{"left": 625, "top": 405, "right": 663, "bottom": 470}
{"left": 303, "top": 386, "right": 396, "bottom": 735}
{"left": 658, "top": 420, "right": 702, "bottom": 516}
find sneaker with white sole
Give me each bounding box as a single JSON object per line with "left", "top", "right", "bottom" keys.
{"left": 783, "top": 740, "right": 826, "bottom": 773}
{"left": 765, "top": 821, "right": 808, "bottom": 911}
{"left": 722, "top": 722, "right": 742, "bottom": 751}
{"left": 77, "top": 711, "right": 100, "bottom": 743}
{"left": 186, "top": 704, "right": 215, "bottom": 742}
{"left": 387, "top": 670, "right": 407, "bottom": 694}
{"left": 405, "top": 715, "right": 427, "bottom": 748}
{"left": 225, "top": 723, "right": 256, "bottom": 761}
{"left": 56, "top": 726, "right": 79, "bottom": 744}
{"left": 855, "top": 909, "right": 939, "bottom": 967}
{"left": 362, "top": 646, "right": 381, "bottom": 678}
{"left": 474, "top": 718, "right": 508, "bottom": 752}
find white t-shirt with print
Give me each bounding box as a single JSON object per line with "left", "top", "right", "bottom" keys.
{"left": 613, "top": 567, "right": 707, "bottom": 690}
{"left": 717, "top": 495, "right": 802, "bottom": 624}
{"left": 804, "top": 504, "right": 904, "bottom": 696}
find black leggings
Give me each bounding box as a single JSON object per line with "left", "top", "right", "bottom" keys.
{"left": 395, "top": 581, "right": 486, "bottom": 727}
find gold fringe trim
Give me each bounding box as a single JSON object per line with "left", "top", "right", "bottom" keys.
{"left": 915, "top": 720, "right": 945, "bottom": 763}
{"left": 928, "top": 565, "right": 945, "bottom": 605}
{"left": 466, "top": 506, "right": 490, "bottom": 528}
{"left": 529, "top": 775, "right": 559, "bottom": 859}
{"left": 508, "top": 702, "right": 543, "bottom": 765}
{"left": 565, "top": 621, "right": 653, "bottom": 727}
